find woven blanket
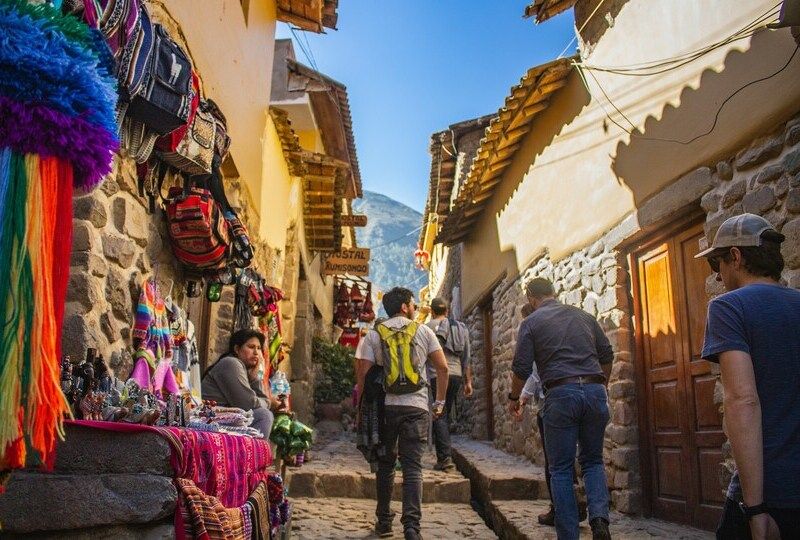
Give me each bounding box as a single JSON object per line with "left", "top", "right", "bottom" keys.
{"left": 67, "top": 420, "right": 272, "bottom": 508}
{"left": 176, "top": 478, "right": 246, "bottom": 540}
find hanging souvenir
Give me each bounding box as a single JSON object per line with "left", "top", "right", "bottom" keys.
{"left": 0, "top": 1, "right": 118, "bottom": 470}
{"left": 336, "top": 281, "right": 349, "bottom": 304}
{"left": 349, "top": 283, "right": 364, "bottom": 304}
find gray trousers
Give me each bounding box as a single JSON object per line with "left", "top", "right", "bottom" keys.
{"left": 252, "top": 407, "right": 274, "bottom": 440}
{"left": 376, "top": 405, "right": 429, "bottom": 533}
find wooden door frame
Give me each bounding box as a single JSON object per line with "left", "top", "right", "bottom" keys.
{"left": 627, "top": 211, "right": 705, "bottom": 519}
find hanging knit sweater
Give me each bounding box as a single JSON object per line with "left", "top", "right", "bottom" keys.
{"left": 133, "top": 279, "right": 173, "bottom": 359}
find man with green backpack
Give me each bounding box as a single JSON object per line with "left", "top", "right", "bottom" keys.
{"left": 357, "top": 287, "right": 449, "bottom": 540}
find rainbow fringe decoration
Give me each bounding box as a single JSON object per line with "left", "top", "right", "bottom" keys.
{"left": 0, "top": 0, "right": 118, "bottom": 471}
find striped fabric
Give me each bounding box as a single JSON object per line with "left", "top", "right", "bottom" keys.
{"left": 177, "top": 478, "right": 247, "bottom": 540}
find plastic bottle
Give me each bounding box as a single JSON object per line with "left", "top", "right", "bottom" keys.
{"left": 270, "top": 371, "right": 291, "bottom": 396}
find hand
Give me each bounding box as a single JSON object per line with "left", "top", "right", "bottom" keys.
{"left": 463, "top": 380, "right": 474, "bottom": 398}
{"left": 508, "top": 399, "right": 521, "bottom": 420}
{"left": 749, "top": 513, "right": 781, "bottom": 540}
{"left": 432, "top": 400, "right": 445, "bottom": 419}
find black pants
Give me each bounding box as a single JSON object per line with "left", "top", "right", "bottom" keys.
{"left": 376, "top": 405, "right": 429, "bottom": 534}
{"left": 536, "top": 409, "right": 579, "bottom": 501}
{"left": 717, "top": 497, "right": 800, "bottom": 539}
{"left": 430, "top": 376, "right": 461, "bottom": 463}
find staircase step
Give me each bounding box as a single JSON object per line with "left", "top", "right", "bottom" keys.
{"left": 451, "top": 435, "right": 548, "bottom": 501}
{"left": 287, "top": 469, "right": 471, "bottom": 504}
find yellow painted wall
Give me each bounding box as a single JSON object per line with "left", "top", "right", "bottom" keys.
{"left": 297, "top": 129, "right": 326, "bottom": 153}
{"left": 460, "top": 0, "right": 800, "bottom": 311}
{"left": 162, "top": 0, "right": 277, "bottom": 227}
{"left": 259, "top": 114, "right": 298, "bottom": 247}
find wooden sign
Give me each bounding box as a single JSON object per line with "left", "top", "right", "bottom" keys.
{"left": 341, "top": 214, "right": 368, "bottom": 227}
{"left": 323, "top": 248, "right": 370, "bottom": 276}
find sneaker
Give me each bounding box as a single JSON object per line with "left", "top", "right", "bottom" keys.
{"left": 374, "top": 521, "right": 393, "bottom": 538}
{"left": 537, "top": 505, "right": 555, "bottom": 526}
{"left": 433, "top": 458, "right": 456, "bottom": 472}
{"left": 404, "top": 529, "right": 423, "bottom": 540}
{"left": 589, "top": 517, "right": 611, "bottom": 540}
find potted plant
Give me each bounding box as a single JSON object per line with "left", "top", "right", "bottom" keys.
{"left": 312, "top": 338, "right": 355, "bottom": 421}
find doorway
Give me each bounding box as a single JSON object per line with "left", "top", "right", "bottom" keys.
{"left": 631, "top": 220, "right": 725, "bottom": 529}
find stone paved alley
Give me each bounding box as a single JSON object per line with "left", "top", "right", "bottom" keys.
{"left": 288, "top": 423, "right": 714, "bottom": 539}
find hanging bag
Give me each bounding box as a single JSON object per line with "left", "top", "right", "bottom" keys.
{"left": 164, "top": 179, "right": 230, "bottom": 270}
{"left": 157, "top": 87, "right": 215, "bottom": 175}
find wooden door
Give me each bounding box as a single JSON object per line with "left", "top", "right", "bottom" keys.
{"left": 482, "top": 303, "right": 494, "bottom": 441}
{"left": 633, "top": 222, "right": 725, "bottom": 529}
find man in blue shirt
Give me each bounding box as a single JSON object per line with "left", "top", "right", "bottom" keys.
{"left": 509, "top": 278, "right": 613, "bottom": 540}
{"left": 698, "top": 213, "right": 800, "bottom": 539}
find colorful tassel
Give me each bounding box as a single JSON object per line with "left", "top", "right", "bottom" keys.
{"left": 0, "top": 0, "right": 116, "bottom": 469}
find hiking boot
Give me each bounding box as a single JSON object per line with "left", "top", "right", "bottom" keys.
{"left": 374, "top": 521, "right": 393, "bottom": 538}
{"left": 404, "top": 529, "right": 423, "bottom": 540}
{"left": 590, "top": 517, "right": 611, "bottom": 540}
{"left": 433, "top": 457, "right": 456, "bottom": 472}
{"left": 537, "top": 505, "right": 555, "bottom": 526}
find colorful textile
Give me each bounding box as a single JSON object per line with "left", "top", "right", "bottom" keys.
{"left": 176, "top": 478, "right": 246, "bottom": 540}
{"left": 246, "top": 480, "right": 271, "bottom": 540}
{"left": 0, "top": 0, "right": 117, "bottom": 471}
{"left": 133, "top": 279, "right": 173, "bottom": 360}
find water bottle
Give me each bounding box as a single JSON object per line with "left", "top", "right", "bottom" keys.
{"left": 271, "top": 371, "right": 291, "bottom": 397}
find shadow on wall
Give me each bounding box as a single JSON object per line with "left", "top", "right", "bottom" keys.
{"left": 612, "top": 28, "right": 800, "bottom": 209}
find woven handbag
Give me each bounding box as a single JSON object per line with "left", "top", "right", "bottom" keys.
{"left": 158, "top": 103, "right": 215, "bottom": 175}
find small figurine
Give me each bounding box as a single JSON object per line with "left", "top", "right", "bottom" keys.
{"left": 60, "top": 355, "right": 73, "bottom": 395}
{"left": 94, "top": 354, "right": 112, "bottom": 393}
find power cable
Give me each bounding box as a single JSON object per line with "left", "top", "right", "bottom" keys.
{"left": 557, "top": 0, "right": 608, "bottom": 59}
{"left": 578, "top": 44, "right": 800, "bottom": 145}
{"left": 365, "top": 224, "right": 424, "bottom": 250}
{"left": 580, "top": 3, "right": 780, "bottom": 75}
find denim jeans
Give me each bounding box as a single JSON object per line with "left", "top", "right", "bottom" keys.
{"left": 542, "top": 383, "right": 610, "bottom": 540}
{"left": 376, "top": 405, "right": 429, "bottom": 534}
{"left": 430, "top": 376, "right": 461, "bottom": 462}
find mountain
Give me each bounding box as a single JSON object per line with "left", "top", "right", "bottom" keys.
{"left": 352, "top": 191, "right": 426, "bottom": 313}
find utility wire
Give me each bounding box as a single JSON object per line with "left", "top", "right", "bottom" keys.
{"left": 557, "top": 0, "right": 608, "bottom": 59}
{"left": 577, "top": 44, "right": 800, "bottom": 145}
{"left": 579, "top": 3, "right": 780, "bottom": 75}
{"left": 365, "top": 224, "right": 424, "bottom": 250}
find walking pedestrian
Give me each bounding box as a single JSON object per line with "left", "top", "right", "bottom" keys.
{"left": 508, "top": 278, "right": 613, "bottom": 540}
{"left": 697, "top": 213, "right": 800, "bottom": 540}
{"left": 426, "top": 297, "right": 473, "bottom": 472}
{"left": 511, "top": 303, "right": 587, "bottom": 527}
{"left": 357, "top": 287, "right": 449, "bottom": 540}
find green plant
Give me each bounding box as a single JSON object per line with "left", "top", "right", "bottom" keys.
{"left": 312, "top": 337, "right": 356, "bottom": 404}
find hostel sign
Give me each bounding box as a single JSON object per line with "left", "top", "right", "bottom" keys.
{"left": 323, "top": 248, "right": 370, "bottom": 276}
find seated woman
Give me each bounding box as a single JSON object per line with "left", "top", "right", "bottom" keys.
{"left": 202, "top": 329, "right": 276, "bottom": 439}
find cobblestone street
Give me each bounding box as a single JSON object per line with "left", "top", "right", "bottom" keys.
{"left": 288, "top": 424, "right": 713, "bottom": 539}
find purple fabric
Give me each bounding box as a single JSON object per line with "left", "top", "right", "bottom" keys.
{"left": 154, "top": 359, "right": 180, "bottom": 396}
{"left": 130, "top": 358, "right": 152, "bottom": 390}
{"left": 0, "top": 96, "right": 118, "bottom": 189}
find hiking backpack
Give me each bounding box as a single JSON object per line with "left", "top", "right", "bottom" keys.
{"left": 164, "top": 182, "right": 230, "bottom": 270}
{"left": 375, "top": 322, "right": 425, "bottom": 395}
{"left": 435, "top": 317, "right": 467, "bottom": 356}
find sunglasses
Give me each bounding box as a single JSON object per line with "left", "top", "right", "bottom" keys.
{"left": 707, "top": 249, "right": 730, "bottom": 273}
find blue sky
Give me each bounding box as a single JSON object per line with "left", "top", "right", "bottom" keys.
{"left": 277, "top": 2, "right": 575, "bottom": 212}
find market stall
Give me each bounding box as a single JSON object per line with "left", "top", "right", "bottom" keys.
{"left": 0, "top": 1, "right": 311, "bottom": 537}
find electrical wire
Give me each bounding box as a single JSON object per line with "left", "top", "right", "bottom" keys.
{"left": 365, "top": 224, "right": 424, "bottom": 250}
{"left": 580, "top": 3, "right": 780, "bottom": 75}
{"left": 557, "top": 0, "right": 608, "bottom": 59}
{"left": 578, "top": 44, "right": 800, "bottom": 145}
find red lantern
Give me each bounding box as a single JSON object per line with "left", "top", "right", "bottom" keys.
{"left": 414, "top": 245, "right": 430, "bottom": 270}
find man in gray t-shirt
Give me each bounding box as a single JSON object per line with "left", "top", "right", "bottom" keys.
{"left": 356, "top": 287, "right": 448, "bottom": 540}
{"left": 425, "top": 297, "right": 473, "bottom": 471}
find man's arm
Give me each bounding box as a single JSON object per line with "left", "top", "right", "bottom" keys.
{"left": 429, "top": 349, "right": 449, "bottom": 402}
{"left": 593, "top": 318, "right": 614, "bottom": 382}
{"left": 720, "top": 350, "right": 763, "bottom": 508}
{"left": 461, "top": 325, "right": 473, "bottom": 396}
{"left": 511, "top": 321, "right": 535, "bottom": 393}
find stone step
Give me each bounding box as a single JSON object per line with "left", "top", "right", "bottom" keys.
{"left": 2, "top": 523, "right": 174, "bottom": 540}
{"left": 451, "top": 435, "right": 548, "bottom": 501}
{"left": 488, "top": 499, "right": 713, "bottom": 540}
{"left": 287, "top": 469, "right": 471, "bottom": 504}
{"left": 0, "top": 471, "right": 176, "bottom": 533}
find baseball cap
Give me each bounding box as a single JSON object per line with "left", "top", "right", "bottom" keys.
{"left": 695, "top": 213, "right": 785, "bottom": 258}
